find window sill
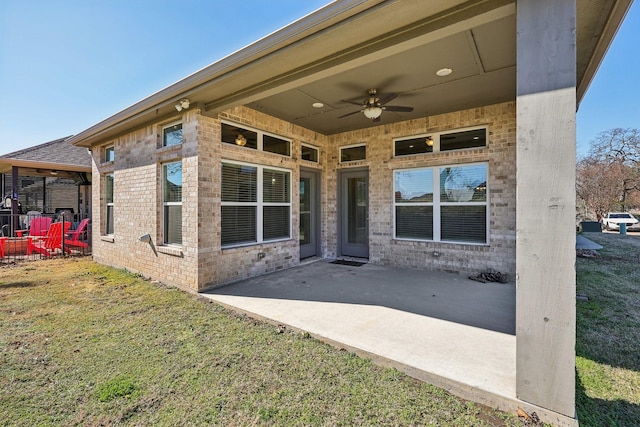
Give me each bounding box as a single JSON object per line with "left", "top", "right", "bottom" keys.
{"left": 392, "top": 237, "right": 489, "bottom": 247}
{"left": 222, "top": 238, "right": 293, "bottom": 251}
{"left": 100, "top": 235, "right": 115, "bottom": 243}
{"left": 157, "top": 144, "right": 182, "bottom": 155}
{"left": 157, "top": 245, "right": 184, "bottom": 257}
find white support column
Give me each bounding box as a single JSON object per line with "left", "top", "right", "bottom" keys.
{"left": 516, "top": 0, "right": 576, "bottom": 418}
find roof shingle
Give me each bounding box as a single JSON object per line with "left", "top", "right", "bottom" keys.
{"left": 0, "top": 136, "right": 91, "bottom": 168}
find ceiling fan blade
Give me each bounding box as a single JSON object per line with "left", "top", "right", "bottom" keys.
{"left": 340, "top": 99, "right": 365, "bottom": 106}
{"left": 384, "top": 105, "right": 414, "bottom": 112}
{"left": 337, "top": 110, "right": 362, "bottom": 119}
{"left": 378, "top": 93, "right": 398, "bottom": 105}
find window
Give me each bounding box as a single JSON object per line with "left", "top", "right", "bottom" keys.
{"left": 221, "top": 162, "right": 291, "bottom": 247}
{"left": 263, "top": 135, "right": 290, "bottom": 156}
{"left": 301, "top": 144, "right": 319, "bottom": 162}
{"left": 163, "top": 161, "right": 182, "bottom": 245}
{"left": 221, "top": 122, "right": 291, "bottom": 156}
{"left": 104, "top": 145, "right": 115, "bottom": 162}
{"left": 394, "top": 127, "right": 487, "bottom": 157}
{"left": 222, "top": 123, "right": 257, "bottom": 149}
{"left": 340, "top": 144, "right": 366, "bottom": 162}
{"left": 394, "top": 163, "right": 488, "bottom": 244}
{"left": 163, "top": 123, "right": 183, "bottom": 147}
{"left": 394, "top": 137, "right": 433, "bottom": 156}
{"left": 440, "top": 128, "right": 486, "bottom": 151}
{"left": 105, "top": 174, "right": 114, "bottom": 235}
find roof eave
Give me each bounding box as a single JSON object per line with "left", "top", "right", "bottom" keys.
{"left": 577, "top": 0, "right": 633, "bottom": 105}
{"left": 66, "top": 0, "right": 385, "bottom": 148}
{"left": 0, "top": 159, "right": 92, "bottom": 174}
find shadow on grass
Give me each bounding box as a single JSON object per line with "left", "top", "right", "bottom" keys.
{"left": 576, "top": 373, "right": 640, "bottom": 427}
{"left": 0, "top": 281, "right": 40, "bottom": 289}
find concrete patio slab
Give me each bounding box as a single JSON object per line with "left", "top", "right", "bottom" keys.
{"left": 200, "top": 261, "right": 575, "bottom": 425}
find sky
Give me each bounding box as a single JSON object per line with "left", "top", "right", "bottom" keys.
{"left": 0, "top": 1, "right": 638, "bottom": 158}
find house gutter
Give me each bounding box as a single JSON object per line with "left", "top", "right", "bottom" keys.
{"left": 576, "top": 0, "right": 633, "bottom": 105}
{"left": 67, "top": 0, "right": 389, "bottom": 147}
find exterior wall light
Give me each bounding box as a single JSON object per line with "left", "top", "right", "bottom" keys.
{"left": 175, "top": 98, "right": 190, "bottom": 112}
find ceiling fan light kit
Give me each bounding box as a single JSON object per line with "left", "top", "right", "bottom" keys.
{"left": 363, "top": 106, "right": 383, "bottom": 120}
{"left": 235, "top": 134, "right": 247, "bottom": 146}
{"left": 339, "top": 88, "right": 414, "bottom": 121}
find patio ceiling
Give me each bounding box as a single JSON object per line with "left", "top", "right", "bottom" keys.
{"left": 244, "top": 12, "right": 516, "bottom": 135}
{"left": 67, "top": 0, "right": 632, "bottom": 147}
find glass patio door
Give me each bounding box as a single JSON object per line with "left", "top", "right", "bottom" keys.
{"left": 340, "top": 170, "right": 369, "bottom": 258}
{"left": 299, "top": 171, "right": 318, "bottom": 259}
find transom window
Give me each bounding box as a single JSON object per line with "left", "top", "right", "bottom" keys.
{"left": 394, "top": 127, "right": 487, "bottom": 157}
{"left": 221, "top": 161, "right": 291, "bottom": 247}
{"left": 163, "top": 122, "right": 183, "bottom": 147}
{"left": 221, "top": 122, "right": 291, "bottom": 156}
{"left": 340, "top": 144, "right": 366, "bottom": 162}
{"left": 162, "top": 161, "right": 182, "bottom": 245}
{"left": 394, "top": 163, "right": 488, "bottom": 244}
{"left": 301, "top": 144, "right": 319, "bottom": 162}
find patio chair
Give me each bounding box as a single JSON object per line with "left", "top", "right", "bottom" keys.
{"left": 24, "top": 211, "right": 42, "bottom": 229}
{"left": 64, "top": 218, "right": 90, "bottom": 250}
{"left": 16, "top": 216, "right": 52, "bottom": 237}
{"left": 27, "top": 221, "right": 71, "bottom": 257}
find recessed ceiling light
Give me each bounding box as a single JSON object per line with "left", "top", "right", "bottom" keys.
{"left": 436, "top": 68, "right": 452, "bottom": 77}
{"left": 312, "top": 102, "right": 324, "bottom": 108}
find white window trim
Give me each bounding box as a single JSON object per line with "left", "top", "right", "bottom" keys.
{"left": 221, "top": 160, "right": 292, "bottom": 248}
{"left": 339, "top": 143, "right": 367, "bottom": 163}
{"left": 105, "top": 173, "right": 114, "bottom": 236}
{"left": 162, "top": 161, "right": 182, "bottom": 246}
{"left": 301, "top": 143, "right": 319, "bottom": 163}
{"left": 393, "top": 125, "right": 488, "bottom": 157}
{"left": 162, "top": 121, "right": 183, "bottom": 147}
{"left": 221, "top": 120, "right": 292, "bottom": 157}
{"left": 393, "top": 162, "right": 489, "bottom": 245}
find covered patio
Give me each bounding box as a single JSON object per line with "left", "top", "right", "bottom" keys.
{"left": 65, "top": 1, "right": 633, "bottom": 424}
{"left": 199, "top": 261, "right": 565, "bottom": 423}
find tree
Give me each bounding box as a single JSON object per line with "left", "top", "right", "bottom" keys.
{"left": 577, "top": 128, "right": 640, "bottom": 218}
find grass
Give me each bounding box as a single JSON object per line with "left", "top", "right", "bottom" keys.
{"left": 576, "top": 232, "right": 640, "bottom": 426}
{"left": 0, "top": 258, "right": 524, "bottom": 426}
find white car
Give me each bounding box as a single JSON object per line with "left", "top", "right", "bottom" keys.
{"left": 602, "top": 212, "right": 640, "bottom": 231}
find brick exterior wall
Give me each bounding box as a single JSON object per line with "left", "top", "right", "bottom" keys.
{"left": 329, "top": 102, "right": 516, "bottom": 277}
{"left": 90, "top": 101, "right": 516, "bottom": 292}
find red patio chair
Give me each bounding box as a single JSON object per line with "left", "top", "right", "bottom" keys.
{"left": 0, "top": 236, "right": 6, "bottom": 258}
{"left": 64, "top": 218, "right": 90, "bottom": 250}
{"left": 27, "top": 222, "right": 71, "bottom": 257}
{"left": 16, "top": 216, "right": 52, "bottom": 237}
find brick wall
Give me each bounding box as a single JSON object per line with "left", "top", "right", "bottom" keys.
{"left": 196, "top": 107, "right": 325, "bottom": 289}
{"left": 91, "top": 110, "right": 200, "bottom": 292}
{"left": 90, "top": 101, "right": 515, "bottom": 292}
{"left": 328, "top": 102, "right": 516, "bottom": 277}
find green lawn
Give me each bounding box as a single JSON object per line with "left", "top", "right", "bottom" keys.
{"left": 0, "top": 258, "right": 523, "bottom": 426}
{"left": 576, "top": 232, "right": 640, "bottom": 426}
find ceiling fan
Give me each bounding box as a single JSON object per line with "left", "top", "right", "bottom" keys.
{"left": 338, "top": 88, "right": 413, "bottom": 121}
